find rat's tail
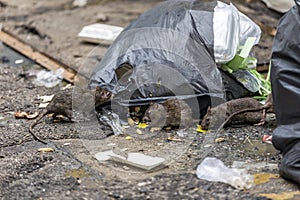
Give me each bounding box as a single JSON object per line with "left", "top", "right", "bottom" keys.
{"left": 29, "top": 109, "right": 48, "bottom": 144}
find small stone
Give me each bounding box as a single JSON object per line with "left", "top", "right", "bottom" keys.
{"left": 96, "top": 13, "right": 109, "bottom": 22}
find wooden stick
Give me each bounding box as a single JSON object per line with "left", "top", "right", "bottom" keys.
{"left": 256, "top": 64, "right": 270, "bottom": 72}
{"left": 0, "top": 29, "right": 77, "bottom": 83}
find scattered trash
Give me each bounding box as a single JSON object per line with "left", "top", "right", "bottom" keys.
{"left": 253, "top": 173, "right": 280, "bottom": 185}
{"left": 36, "top": 95, "right": 54, "bottom": 108}
{"left": 196, "top": 157, "right": 253, "bottom": 190}
{"left": 94, "top": 150, "right": 166, "bottom": 170}
{"left": 215, "top": 137, "right": 226, "bottom": 143}
{"left": 72, "top": 0, "right": 87, "bottom": 8}
{"left": 96, "top": 13, "right": 109, "bottom": 22}
{"left": 14, "top": 59, "right": 23, "bottom": 64}
{"left": 89, "top": 0, "right": 261, "bottom": 115}
{"left": 127, "top": 118, "right": 135, "bottom": 126}
{"left": 0, "top": 30, "right": 76, "bottom": 83}
{"left": 123, "top": 166, "right": 130, "bottom": 170}
{"left": 137, "top": 181, "right": 151, "bottom": 187}
{"left": 38, "top": 94, "right": 55, "bottom": 103}
{"left": 232, "top": 161, "right": 278, "bottom": 171}
{"left": 262, "top": 135, "right": 272, "bottom": 144}
{"left": 261, "top": 0, "right": 295, "bottom": 13}
{"left": 32, "top": 68, "right": 64, "bottom": 88}
{"left": 259, "top": 191, "right": 300, "bottom": 200}
{"left": 167, "top": 136, "right": 183, "bottom": 142}
{"left": 176, "top": 130, "right": 188, "bottom": 138}
{"left": 97, "top": 109, "right": 124, "bottom": 135}
{"left": 203, "top": 144, "right": 213, "bottom": 148}
{"left": 107, "top": 143, "right": 116, "bottom": 147}
{"left": 63, "top": 143, "right": 71, "bottom": 146}
{"left": 125, "top": 136, "right": 132, "bottom": 140}
{"left": 15, "top": 111, "right": 39, "bottom": 119}
{"left": 137, "top": 123, "right": 148, "bottom": 129}
{"left": 150, "top": 127, "right": 161, "bottom": 133}
{"left": 78, "top": 23, "right": 123, "bottom": 44}
{"left": 38, "top": 147, "right": 54, "bottom": 152}
{"left": 136, "top": 129, "right": 143, "bottom": 135}
{"left": 197, "top": 125, "right": 208, "bottom": 133}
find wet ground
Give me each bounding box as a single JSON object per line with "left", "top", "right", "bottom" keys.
{"left": 1, "top": 60, "right": 299, "bottom": 199}
{"left": 1, "top": 0, "right": 300, "bottom": 199}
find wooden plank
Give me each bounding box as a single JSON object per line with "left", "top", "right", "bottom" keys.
{"left": 0, "top": 29, "right": 77, "bottom": 83}
{"left": 256, "top": 64, "right": 270, "bottom": 72}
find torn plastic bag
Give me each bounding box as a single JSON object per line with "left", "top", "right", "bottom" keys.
{"left": 88, "top": 0, "right": 260, "bottom": 114}
{"left": 271, "top": 1, "right": 300, "bottom": 184}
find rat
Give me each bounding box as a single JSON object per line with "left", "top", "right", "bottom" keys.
{"left": 29, "top": 86, "right": 112, "bottom": 144}
{"left": 143, "top": 98, "right": 198, "bottom": 128}
{"left": 201, "top": 94, "right": 273, "bottom": 131}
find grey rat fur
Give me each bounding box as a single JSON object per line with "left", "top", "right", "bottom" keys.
{"left": 143, "top": 98, "right": 197, "bottom": 128}
{"left": 201, "top": 95, "right": 273, "bottom": 131}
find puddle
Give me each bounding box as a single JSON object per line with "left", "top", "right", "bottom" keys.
{"left": 0, "top": 42, "right": 36, "bottom": 68}
{"left": 241, "top": 140, "right": 278, "bottom": 156}
{"left": 64, "top": 168, "right": 91, "bottom": 178}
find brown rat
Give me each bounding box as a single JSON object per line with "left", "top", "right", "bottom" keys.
{"left": 201, "top": 95, "right": 273, "bottom": 131}
{"left": 29, "top": 86, "right": 112, "bottom": 144}
{"left": 143, "top": 98, "right": 197, "bottom": 128}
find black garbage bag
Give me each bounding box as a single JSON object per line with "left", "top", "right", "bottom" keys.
{"left": 271, "top": 0, "right": 300, "bottom": 184}
{"left": 88, "top": 0, "right": 259, "bottom": 118}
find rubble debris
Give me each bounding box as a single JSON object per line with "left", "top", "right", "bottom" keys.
{"left": 0, "top": 30, "right": 77, "bottom": 82}
{"left": 15, "top": 111, "right": 39, "bottom": 119}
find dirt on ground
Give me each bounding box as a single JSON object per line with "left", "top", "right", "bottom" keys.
{"left": 0, "top": 0, "right": 300, "bottom": 199}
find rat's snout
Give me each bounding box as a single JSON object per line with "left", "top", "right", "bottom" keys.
{"left": 200, "top": 118, "right": 210, "bottom": 130}
{"left": 143, "top": 116, "right": 151, "bottom": 124}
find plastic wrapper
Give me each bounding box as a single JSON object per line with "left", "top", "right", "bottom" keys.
{"left": 196, "top": 157, "right": 253, "bottom": 190}
{"left": 213, "top": 1, "right": 261, "bottom": 63}
{"left": 33, "top": 68, "right": 64, "bottom": 88}
{"left": 89, "top": 1, "right": 261, "bottom": 110}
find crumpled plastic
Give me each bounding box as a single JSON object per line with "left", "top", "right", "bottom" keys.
{"left": 196, "top": 157, "right": 253, "bottom": 190}
{"left": 33, "top": 68, "right": 64, "bottom": 88}
{"left": 89, "top": 0, "right": 261, "bottom": 110}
